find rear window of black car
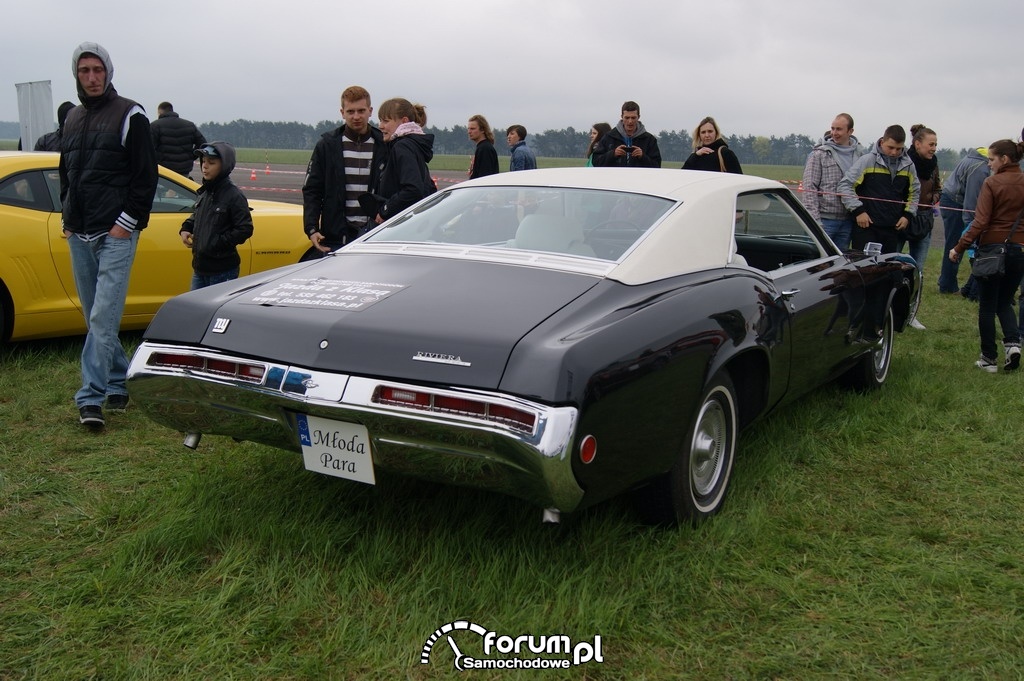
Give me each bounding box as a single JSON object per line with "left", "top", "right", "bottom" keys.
{"left": 364, "top": 186, "right": 674, "bottom": 262}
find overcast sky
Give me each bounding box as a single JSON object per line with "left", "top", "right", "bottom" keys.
{"left": 3, "top": 0, "right": 1020, "bottom": 152}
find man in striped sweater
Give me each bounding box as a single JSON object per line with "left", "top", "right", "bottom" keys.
{"left": 302, "top": 85, "right": 386, "bottom": 253}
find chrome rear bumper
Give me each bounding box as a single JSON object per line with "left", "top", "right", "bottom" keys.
{"left": 127, "top": 342, "right": 584, "bottom": 511}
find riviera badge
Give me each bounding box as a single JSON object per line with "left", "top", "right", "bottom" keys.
{"left": 413, "top": 351, "right": 471, "bottom": 367}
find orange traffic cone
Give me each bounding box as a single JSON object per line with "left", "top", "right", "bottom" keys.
{"left": 250, "top": 168, "right": 257, "bottom": 181}
{"left": 797, "top": 181, "right": 803, "bottom": 192}
{"left": 265, "top": 164, "right": 271, "bottom": 175}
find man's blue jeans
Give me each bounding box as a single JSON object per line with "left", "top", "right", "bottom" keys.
{"left": 897, "top": 232, "right": 931, "bottom": 272}
{"left": 67, "top": 231, "right": 139, "bottom": 407}
{"left": 821, "top": 216, "right": 855, "bottom": 251}
{"left": 938, "top": 195, "right": 966, "bottom": 293}
{"left": 192, "top": 267, "right": 239, "bottom": 290}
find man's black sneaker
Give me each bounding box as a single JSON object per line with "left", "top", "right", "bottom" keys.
{"left": 106, "top": 394, "right": 130, "bottom": 412}
{"left": 79, "top": 405, "right": 105, "bottom": 428}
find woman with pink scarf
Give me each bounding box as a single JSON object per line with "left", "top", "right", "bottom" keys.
{"left": 369, "top": 98, "right": 436, "bottom": 223}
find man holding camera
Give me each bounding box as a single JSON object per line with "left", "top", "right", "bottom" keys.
{"left": 592, "top": 100, "right": 662, "bottom": 168}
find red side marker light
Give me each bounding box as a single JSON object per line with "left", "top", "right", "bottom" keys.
{"left": 579, "top": 435, "right": 597, "bottom": 464}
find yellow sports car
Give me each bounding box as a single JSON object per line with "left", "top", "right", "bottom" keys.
{"left": 0, "top": 151, "right": 313, "bottom": 342}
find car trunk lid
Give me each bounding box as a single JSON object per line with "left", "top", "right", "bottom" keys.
{"left": 196, "top": 253, "right": 600, "bottom": 389}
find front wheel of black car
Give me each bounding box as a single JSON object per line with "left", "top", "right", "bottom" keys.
{"left": 840, "top": 306, "right": 894, "bottom": 392}
{"left": 638, "top": 373, "right": 738, "bottom": 526}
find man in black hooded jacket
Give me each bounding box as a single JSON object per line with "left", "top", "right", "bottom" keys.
{"left": 59, "top": 41, "right": 158, "bottom": 428}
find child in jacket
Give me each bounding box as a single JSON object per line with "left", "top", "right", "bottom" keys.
{"left": 180, "top": 142, "right": 254, "bottom": 289}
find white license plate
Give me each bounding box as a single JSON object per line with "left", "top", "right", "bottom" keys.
{"left": 296, "top": 413, "right": 375, "bottom": 485}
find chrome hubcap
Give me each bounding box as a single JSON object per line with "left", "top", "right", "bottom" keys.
{"left": 692, "top": 400, "right": 726, "bottom": 496}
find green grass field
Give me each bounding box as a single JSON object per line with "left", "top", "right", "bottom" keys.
{"left": 3, "top": 248, "right": 1024, "bottom": 678}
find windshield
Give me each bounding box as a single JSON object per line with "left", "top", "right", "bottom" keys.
{"left": 364, "top": 185, "right": 675, "bottom": 262}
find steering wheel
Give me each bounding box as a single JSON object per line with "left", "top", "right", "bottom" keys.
{"left": 584, "top": 220, "right": 645, "bottom": 259}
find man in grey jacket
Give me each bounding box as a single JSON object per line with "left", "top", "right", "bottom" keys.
{"left": 937, "top": 147, "right": 990, "bottom": 294}
{"left": 800, "top": 113, "right": 862, "bottom": 249}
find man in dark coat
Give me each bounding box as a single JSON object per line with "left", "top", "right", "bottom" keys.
{"left": 34, "top": 101, "right": 75, "bottom": 151}
{"left": 151, "top": 101, "right": 206, "bottom": 177}
{"left": 467, "top": 114, "right": 499, "bottom": 179}
{"left": 591, "top": 101, "right": 662, "bottom": 168}
{"left": 302, "top": 85, "right": 386, "bottom": 252}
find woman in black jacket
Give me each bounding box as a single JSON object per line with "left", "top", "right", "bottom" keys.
{"left": 585, "top": 122, "right": 611, "bottom": 167}
{"left": 368, "top": 98, "right": 436, "bottom": 223}
{"left": 682, "top": 116, "right": 743, "bottom": 174}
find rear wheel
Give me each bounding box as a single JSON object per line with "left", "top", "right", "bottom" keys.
{"left": 638, "top": 372, "right": 738, "bottom": 525}
{"left": 840, "top": 306, "right": 893, "bottom": 392}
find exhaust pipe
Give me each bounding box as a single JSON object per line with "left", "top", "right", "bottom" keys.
{"left": 542, "top": 508, "right": 561, "bottom": 524}
{"left": 183, "top": 432, "right": 202, "bottom": 450}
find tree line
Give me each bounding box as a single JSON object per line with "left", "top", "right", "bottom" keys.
{"left": 2, "top": 118, "right": 968, "bottom": 167}
{"left": 174, "top": 119, "right": 974, "bottom": 169}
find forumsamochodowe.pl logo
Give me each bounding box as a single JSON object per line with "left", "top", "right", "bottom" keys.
{"left": 420, "top": 620, "right": 604, "bottom": 671}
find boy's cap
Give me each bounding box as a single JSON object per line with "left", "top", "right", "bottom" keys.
{"left": 195, "top": 144, "right": 220, "bottom": 158}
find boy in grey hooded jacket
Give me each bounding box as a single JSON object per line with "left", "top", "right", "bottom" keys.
{"left": 179, "top": 141, "right": 253, "bottom": 289}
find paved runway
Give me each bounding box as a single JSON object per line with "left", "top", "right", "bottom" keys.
{"left": 233, "top": 163, "right": 466, "bottom": 206}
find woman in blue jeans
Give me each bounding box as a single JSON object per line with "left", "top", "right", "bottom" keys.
{"left": 949, "top": 139, "right": 1024, "bottom": 372}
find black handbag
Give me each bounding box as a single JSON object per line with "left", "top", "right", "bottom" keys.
{"left": 971, "top": 207, "right": 1024, "bottom": 280}
{"left": 973, "top": 243, "right": 1008, "bottom": 279}
{"left": 905, "top": 212, "right": 934, "bottom": 240}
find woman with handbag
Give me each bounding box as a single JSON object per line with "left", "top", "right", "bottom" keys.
{"left": 901, "top": 124, "right": 941, "bottom": 329}
{"left": 902, "top": 125, "right": 941, "bottom": 269}
{"left": 949, "top": 139, "right": 1024, "bottom": 372}
{"left": 682, "top": 117, "right": 743, "bottom": 174}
